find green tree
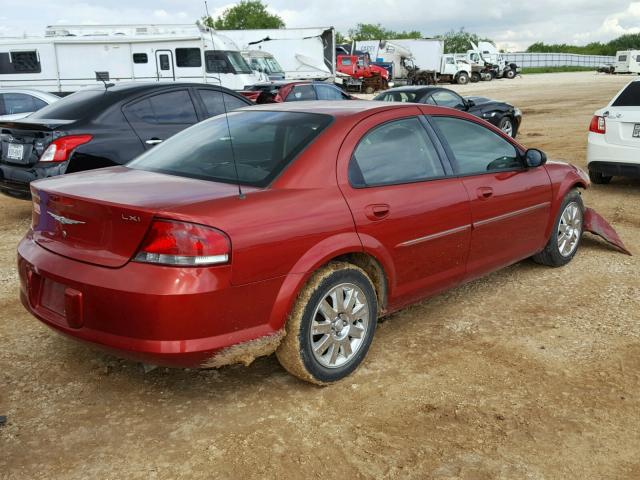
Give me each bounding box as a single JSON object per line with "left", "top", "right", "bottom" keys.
{"left": 335, "top": 31, "right": 348, "bottom": 45}
{"left": 347, "top": 23, "right": 421, "bottom": 41}
{"left": 435, "top": 28, "right": 493, "bottom": 54}
{"left": 203, "top": 0, "right": 284, "bottom": 30}
{"left": 526, "top": 34, "right": 640, "bottom": 56}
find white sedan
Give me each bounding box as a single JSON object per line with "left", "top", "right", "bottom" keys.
{"left": 587, "top": 79, "right": 640, "bottom": 184}
{"left": 0, "top": 89, "right": 60, "bottom": 121}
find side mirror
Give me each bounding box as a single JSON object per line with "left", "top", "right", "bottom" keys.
{"left": 465, "top": 99, "right": 475, "bottom": 109}
{"left": 524, "top": 148, "right": 547, "bottom": 168}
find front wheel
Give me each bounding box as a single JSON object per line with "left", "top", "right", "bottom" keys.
{"left": 276, "top": 262, "right": 378, "bottom": 384}
{"left": 471, "top": 72, "right": 481, "bottom": 83}
{"left": 532, "top": 190, "right": 584, "bottom": 267}
{"left": 456, "top": 72, "right": 470, "bottom": 85}
{"left": 498, "top": 116, "right": 515, "bottom": 138}
{"left": 505, "top": 68, "right": 516, "bottom": 79}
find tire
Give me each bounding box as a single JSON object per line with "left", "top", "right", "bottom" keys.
{"left": 498, "top": 116, "right": 515, "bottom": 138}
{"left": 471, "top": 72, "right": 481, "bottom": 83}
{"left": 505, "top": 68, "right": 516, "bottom": 79}
{"left": 532, "top": 190, "right": 584, "bottom": 267}
{"left": 588, "top": 169, "right": 612, "bottom": 184}
{"left": 456, "top": 72, "right": 470, "bottom": 85}
{"left": 364, "top": 86, "right": 375, "bottom": 94}
{"left": 276, "top": 262, "right": 378, "bottom": 385}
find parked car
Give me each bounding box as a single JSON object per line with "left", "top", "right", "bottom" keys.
{"left": 0, "top": 82, "right": 251, "bottom": 199}
{"left": 587, "top": 79, "right": 640, "bottom": 183}
{"left": 0, "top": 89, "right": 60, "bottom": 120}
{"left": 373, "top": 86, "right": 522, "bottom": 138}
{"left": 240, "top": 81, "right": 355, "bottom": 103}
{"left": 18, "top": 101, "right": 589, "bottom": 384}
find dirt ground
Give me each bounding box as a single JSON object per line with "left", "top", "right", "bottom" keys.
{"left": 1, "top": 71, "right": 639, "bottom": 479}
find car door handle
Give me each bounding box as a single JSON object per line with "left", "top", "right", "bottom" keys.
{"left": 145, "top": 138, "right": 163, "bottom": 145}
{"left": 477, "top": 187, "right": 493, "bottom": 199}
{"left": 365, "top": 204, "right": 390, "bottom": 220}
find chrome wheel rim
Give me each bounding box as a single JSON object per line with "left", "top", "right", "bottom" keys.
{"left": 557, "top": 202, "right": 582, "bottom": 257}
{"left": 309, "top": 283, "right": 370, "bottom": 369}
{"left": 501, "top": 119, "right": 513, "bottom": 137}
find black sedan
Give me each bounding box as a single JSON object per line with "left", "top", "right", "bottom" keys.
{"left": 373, "top": 86, "right": 522, "bottom": 138}
{"left": 0, "top": 82, "right": 251, "bottom": 199}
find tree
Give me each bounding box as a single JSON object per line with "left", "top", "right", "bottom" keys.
{"left": 335, "top": 31, "right": 348, "bottom": 45}
{"left": 203, "top": 0, "right": 284, "bottom": 30}
{"left": 435, "top": 28, "right": 493, "bottom": 54}
{"left": 347, "top": 23, "right": 421, "bottom": 41}
{"left": 526, "top": 34, "right": 640, "bottom": 56}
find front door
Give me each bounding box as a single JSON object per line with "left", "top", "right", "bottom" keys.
{"left": 155, "top": 50, "right": 174, "bottom": 81}
{"left": 429, "top": 115, "right": 552, "bottom": 280}
{"left": 337, "top": 108, "right": 472, "bottom": 308}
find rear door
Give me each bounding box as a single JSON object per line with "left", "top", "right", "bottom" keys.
{"left": 429, "top": 114, "right": 551, "bottom": 280}
{"left": 155, "top": 50, "right": 175, "bottom": 81}
{"left": 337, "top": 108, "right": 472, "bottom": 306}
{"left": 122, "top": 89, "right": 199, "bottom": 149}
{"left": 195, "top": 88, "right": 250, "bottom": 118}
{"left": 604, "top": 81, "right": 640, "bottom": 148}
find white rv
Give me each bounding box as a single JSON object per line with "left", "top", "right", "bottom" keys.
{"left": 221, "top": 28, "right": 335, "bottom": 81}
{"left": 614, "top": 50, "right": 640, "bottom": 74}
{"left": 0, "top": 23, "right": 265, "bottom": 94}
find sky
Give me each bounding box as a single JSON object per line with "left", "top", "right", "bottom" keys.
{"left": 1, "top": 0, "right": 639, "bottom": 51}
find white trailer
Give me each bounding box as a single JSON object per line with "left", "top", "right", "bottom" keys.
{"left": 614, "top": 50, "right": 640, "bottom": 74}
{"left": 0, "top": 23, "right": 265, "bottom": 94}
{"left": 220, "top": 28, "right": 335, "bottom": 80}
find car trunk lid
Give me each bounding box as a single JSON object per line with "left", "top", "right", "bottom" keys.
{"left": 604, "top": 107, "right": 640, "bottom": 148}
{"left": 31, "top": 166, "right": 255, "bottom": 268}
{"left": 0, "top": 119, "right": 76, "bottom": 167}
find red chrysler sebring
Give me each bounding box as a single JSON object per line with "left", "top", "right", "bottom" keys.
{"left": 18, "top": 101, "right": 589, "bottom": 384}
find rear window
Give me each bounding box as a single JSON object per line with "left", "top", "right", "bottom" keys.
{"left": 128, "top": 111, "right": 332, "bottom": 187}
{"left": 375, "top": 91, "right": 418, "bottom": 102}
{"left": 29, "top": 89, "right": 107, "bottom": 120}
{"left": 612, "top": 81, "right": 640, "bottom": 107}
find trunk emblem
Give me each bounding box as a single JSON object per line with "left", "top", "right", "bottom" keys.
{"left": 121, "top": 213, "right": 141, "bottom": 223}
{"left": 47, "top": 212, "right": 86, "bottom": 225}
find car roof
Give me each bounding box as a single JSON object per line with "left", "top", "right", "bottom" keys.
{"left": 80, "top": 81, "right": 240, "bottom": 95}
{"left": 243, "top": 100, "right": 438, "bottom": 117}
{"left": 381, "top": 86, "right": 446, "bottom": 94}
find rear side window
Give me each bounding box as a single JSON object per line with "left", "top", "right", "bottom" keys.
{"left": 128, "top": 111, "right": 333, "bottom": 187}
{"left": 0, "top": 51, "right": 41, "bottom": 74}
{"left": 349, "top": 117, "right": 445, "bottom": 187}
{"left": 430, "top": 90, "right": 464, "bottom": 108}
{"left": 288, "top": 85, "right": 317, "bottom": 101}
{"left": 432, "top": 116, "right": 520, "bottom": 174}
{"left": 612, "top": 82, "right": 640, "bottom": 107}
{"left": 124, "top": 90, "right": 198, "bottom": 124}
{"left": 197, "top": 89, "right": 249, "bottom": 118}
{"left": 375, "top": 91, "right": 418, "bottom": 102}
{"left": 0, "top": 93, "right": 41, "bottom": 114}
{"left": 176, "top": 48, "right": 201, "bottom": 68}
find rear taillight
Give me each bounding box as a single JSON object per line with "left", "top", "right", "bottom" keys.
{"left": 589, "top": 116, "right": 606, "bottom": 134}
{"left": 134, "top": 220, "right": 230, "bottom": 266}
{"left": 40, "top": 134, "right": 93, "bottom": 162}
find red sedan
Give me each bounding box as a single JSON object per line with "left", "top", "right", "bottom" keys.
{"left": 239, "top": 81, "right": 355, "bottom": 103}
{"left": 18, "top": 102, "right": 589, "bottom": 384}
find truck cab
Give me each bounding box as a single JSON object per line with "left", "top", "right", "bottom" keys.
{"left": 242, "top": 50, "right": 285, "bottom": 81}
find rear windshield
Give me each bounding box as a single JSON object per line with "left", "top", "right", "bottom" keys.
{"left": 246, "top": 84, "right": 282, "bottom": 92}
{"left": 612, "top": 81, "right": 640, "bottom": 107}
{"left": 128, "top": 111, "right": 333, "bottom": 187}
{"left": 374, "top": 91, "right": 419, "bottom": 102}
{"left": 29, "top": 89, "right": 107, "bottom": 120}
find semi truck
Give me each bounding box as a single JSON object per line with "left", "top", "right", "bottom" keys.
{"left": 356, "top": 39, "right": 473, "bottom": 85}
{"left": 0, "top": 22, "right": 266, "bottom": 94}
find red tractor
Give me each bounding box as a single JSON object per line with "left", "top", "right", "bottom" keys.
{"left": 336, "top": 53, "right": 389, "bottom": 94}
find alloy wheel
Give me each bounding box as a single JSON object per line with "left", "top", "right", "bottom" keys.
{"left": 557, "top": 202, "right": 582, "bottom": 257}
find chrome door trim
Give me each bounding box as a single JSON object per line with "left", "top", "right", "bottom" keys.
{"left": 397, "top": 224, "right": 471, "bottom": 248}
{"left": 473, "top": 201, "right": 551, "bottom": 228}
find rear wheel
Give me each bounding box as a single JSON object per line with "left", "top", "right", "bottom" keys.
{"left": 532, "top": 190, "right": 584, "bottom": 267}
{"left": 276, "top": 262, "right": 378, "bottom": 384}
{"left": 588, "top": 169, "right": 612, "bottom": 184}
{"left": 456, "top": 72, "right": 470, "bottom": 85}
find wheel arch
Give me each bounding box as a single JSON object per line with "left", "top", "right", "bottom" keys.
{"left": 543, "top": 170, "right": 589, "bottom": 240}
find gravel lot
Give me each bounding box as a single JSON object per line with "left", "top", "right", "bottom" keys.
{"left": 1, "top": 71, "right": 639, "bottom": 479}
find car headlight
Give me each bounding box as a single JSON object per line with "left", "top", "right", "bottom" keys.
{"left": 514, "top": 108, "right": 522, "bottom": 117}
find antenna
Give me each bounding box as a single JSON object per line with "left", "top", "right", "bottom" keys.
{"left": 204, "top": 1, "right": 244, "bottom": 199}
{"left": 95, "top": 71, "right": 114, "bottom": 90}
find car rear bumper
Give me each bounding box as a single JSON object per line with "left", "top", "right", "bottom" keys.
{"left": 0, "top": 162, "right": 67, "bottom": 200}
{"left": 587, "top": 132, "right": 640, "bottom": 174}
{"left": 17, "top": 232, "right": 286, "bottom": 368}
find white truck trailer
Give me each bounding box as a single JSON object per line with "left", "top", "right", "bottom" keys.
{"left": 0, "top": 22, "right": 265, "bottom": 94}
{"left": 356, "top": 39, "right": 472, "bottom": 85}
{"left": 220, "top": 27, "right": 336, "bottom": 81}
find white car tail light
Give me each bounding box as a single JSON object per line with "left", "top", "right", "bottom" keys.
{"left": 589, "top": 115, "right": 606, "bottom": 134}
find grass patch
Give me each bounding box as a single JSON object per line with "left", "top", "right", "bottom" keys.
{"left": 521, "top": 66, "right": 596, "bottom": 74}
